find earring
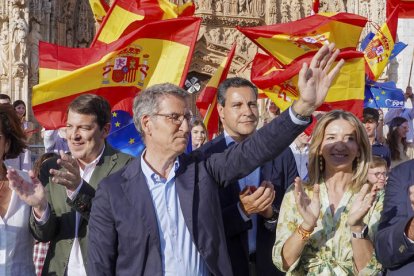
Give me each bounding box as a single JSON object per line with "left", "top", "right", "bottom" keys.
{"left": 319, "top": 156, "right": 324, "bottom": 171}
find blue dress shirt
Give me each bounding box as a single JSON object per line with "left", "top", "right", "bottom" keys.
{"left": 224, "top": 131, "right": 260, "bottom": 254}
{"left": 141, "top": 152, "right": 208, "bottom": 276}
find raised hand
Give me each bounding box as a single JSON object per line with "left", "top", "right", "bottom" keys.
{"left": 49, "top": 150, "right": 82, "bottom": 192}
{"left": 295, "top": 43, "right": 345, "bottom": 116}
{"left": 293, "top": 177, "right": 320, "bottom": 230}
{"left": 347, "top": 183, "right": 377, "bottom": 227}
{"left": 7, "top": 168, "right": 48, "bottom": 217}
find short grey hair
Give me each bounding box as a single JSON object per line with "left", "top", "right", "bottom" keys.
{"left": 133, "top": 83, "right": 189, "bottom": 135}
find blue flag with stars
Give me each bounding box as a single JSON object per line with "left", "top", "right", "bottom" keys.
{"left": 107, "top": 109, "right": 145, "bottom": 157}
{"left": 364, "top": 79, "right": 404, "bottom": 109}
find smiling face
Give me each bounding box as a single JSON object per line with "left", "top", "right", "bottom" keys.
{"left": 320, "top": 118, "right": 360, "bottom": 172}
{"left": 66, "top": 110, "right": 109, "bottom": 165}
{"left": 217, "top": 86, "right": 258, "bottom": 142}
{"left": 14, "top": 103, "right": 26, "bottom": 119}
{"left": 191, "top": 125, "right": 206, "bottom": 149}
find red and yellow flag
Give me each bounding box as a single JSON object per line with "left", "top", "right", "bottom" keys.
{"left": 196, "top": 44, "right": 236, "bottom": 139}
{"left": 364, "top": 7, "right": 399, "bottom": 80}
{"left": 33, "top": 17, "right": 201, "bottom": 129}
{"left": 252, "top": 51, "right": 366, "bottom": 118}
{"left": 387, "top": 0, "right": 414, "bottom": 18}
{"left": 237, "top": 13, "right": 367, "bottom": 67}
{"left": 89, "top": 0, "right": 111, "bottom": 23}
{"left": 91, "top": 0, "right": 195, "bottom": 46}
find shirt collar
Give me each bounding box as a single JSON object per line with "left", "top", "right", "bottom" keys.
{"left": 80, "top": 144, "right": 105, "bottom": 169}
{"left": 140, "top": 149, "right": 180, "bottom": 184}
{"left": 223, "top": 130, "right": 236, "bottom": 146}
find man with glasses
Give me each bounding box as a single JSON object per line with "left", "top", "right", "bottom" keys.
{"left": 85, "top": 43, "right": 344, "bottom": 275}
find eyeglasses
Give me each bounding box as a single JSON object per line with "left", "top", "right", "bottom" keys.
{"left": 369, "top": 172, "right": 387, "bottom": 179}
{"left": 153, "top": 113, "right": 194, "bottom": 125}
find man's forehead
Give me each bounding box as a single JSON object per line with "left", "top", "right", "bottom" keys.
{"left": 225, "top": 86, "right": 257, "bottom": 100}
{"left": 157, "top": 94, "right": 189, "bottom": 112}
{"left": 67, "top": 110, "right": 98, "bottom": 123}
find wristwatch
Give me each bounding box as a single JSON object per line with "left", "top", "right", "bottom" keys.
{"left": 266, "top": 205, "right": 279, "bottom": 222}
{"left": 291, "top": 102, "right": 312, "bottom": 122}
{"left": 351, "top": 224, "right": 369, "bottom": 239}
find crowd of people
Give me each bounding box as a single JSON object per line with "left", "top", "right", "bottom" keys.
{"left": 1, "top": 44, "right": 414, "bottom": 276}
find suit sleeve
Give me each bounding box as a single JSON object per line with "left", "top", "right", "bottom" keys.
{"left": 375, "top": 161, "right": 414, "bottom": 269}
{"left": 66, "top": 181, "right": 95, "bottom": 221}
{"left": 205, "top": 109, "right": 307, "bottom": 186}
{"left": 29, "top": 203, "right": 59, "bottom": 242}
{"left": 87, "top": 179, "right": 117, "bottom": 275}
{"left": 221, "top": 203, "right": 253, "bottom": 237}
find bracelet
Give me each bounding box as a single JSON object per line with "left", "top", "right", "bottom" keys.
{"left": 296, "top": 224, "right": 313, "bottom": 241}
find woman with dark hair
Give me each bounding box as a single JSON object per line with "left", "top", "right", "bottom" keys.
{"left": 191, "top": 119, "right": 208, "bottom": 150}
{"left": 0, "top": 104, "right": 35, "bottom": 275}
{"left": 386, "top": 116, "right": 414, "bottom": 169}
{"left": 273, "top": 110, "right": 383, "bottom": 275}
{"left": 13, "top": 99, "right": 35, "bottom": 140}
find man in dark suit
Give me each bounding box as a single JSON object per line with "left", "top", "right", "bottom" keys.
{"left": 198, "top": 77, "right": 297, "bottom": 276}
{"left": 8, "top": 94, "right": 132, "bottom": 275}
{"left": 84, "top": 43, "right": 343, "bottom": 275}
{"left": 375, "top": 160, "right": 414, "bottom": 275}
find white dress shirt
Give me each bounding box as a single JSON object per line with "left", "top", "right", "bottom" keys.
{"left": 0, "top": 171, "right": 35, "bottom": 275}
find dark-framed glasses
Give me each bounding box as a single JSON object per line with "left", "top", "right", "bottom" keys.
{"left": 370, "top": 172, "right": 387, "bottom": 179}
{"left": 153, "top": 112, "right": 194, "bottom": 125}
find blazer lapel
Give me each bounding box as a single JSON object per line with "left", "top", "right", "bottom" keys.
{"left": 175, "top": 155, "right": 195, "bottom": 242}
{"left": 120, "top": 159, "right": 161, "bottom": 250}
{"left": 89, "top": 149, "right": 118, "bottom": 189}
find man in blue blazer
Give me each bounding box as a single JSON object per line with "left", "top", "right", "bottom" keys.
{"left": 86, "top": 43, "right": 344, "bottom": 275}
{"left": 375, "top": 159, "right": 414, "bottom": 275}
{"left": 198, "top": 77, "right": 297, "bottom": 276}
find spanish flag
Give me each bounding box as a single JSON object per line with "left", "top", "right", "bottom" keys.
{"left": 196, "top": 44, "right": 236, "bottom": 139}
{"left": 91, "top": 0, "right": 195, "bottom": 46}
{"left": 237, "top": 12, "right": 367, "bottom": 67}
{"left": 33, "top": 17, "right": 201, "bottom": 129}
{"left": 89, "top": 0, "right": 110, "bottom": 23}
{"left": 38, "top": 42, "right": 109, "bottom": 84}
{"left": 364, "top": 7, "right": 399, "bottom": 81}
{"left": 387, "top": 0, "right": 413, "bottom": 18}
{"left": 252, "top": 51, "right": 366, "bottom": 118}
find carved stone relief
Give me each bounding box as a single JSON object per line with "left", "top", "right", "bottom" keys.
{"left": 0, "top": 0, "right": 396, "bottom": 121}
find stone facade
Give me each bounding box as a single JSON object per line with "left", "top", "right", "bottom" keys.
{"left": 0, "top": 0, "right": 398, "bottom": 118}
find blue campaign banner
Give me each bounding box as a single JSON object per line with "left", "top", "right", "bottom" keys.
{"left": 364, "top": 79, "right": 404, "bottom": 109}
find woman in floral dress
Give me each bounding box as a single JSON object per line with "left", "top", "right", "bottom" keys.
{"left": 273, "top": 110, "right": 383, "bottom": 275}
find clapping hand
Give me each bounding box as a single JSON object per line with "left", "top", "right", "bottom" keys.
{"left": 347, "top": 183, "right": 377, "bottom": 227}
{"left": 7, "top": 168, "right": 48, "bottom": 217}
{"left": 293, "top": 177, "right": 320, "bottom": 230}
{"left": 49, "top": 150, "right": 82, "bottom": 192}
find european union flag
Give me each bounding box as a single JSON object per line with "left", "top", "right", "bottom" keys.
{"left": 107, "top": 110, "right": 145, "bottom": 157}
{"left": 364, "top": 79, "right": 404, "bottom": 109}
{"left": 390, "top": 41, "right": 408, "bottom": 60}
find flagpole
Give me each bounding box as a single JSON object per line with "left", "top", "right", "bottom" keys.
{"left": 408, "top": 47, "right": 414, "bottom": 87}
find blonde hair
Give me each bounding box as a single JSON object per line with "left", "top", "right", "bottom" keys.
{"left": 307, "top": 110, "right": 372, "bottom": 191}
